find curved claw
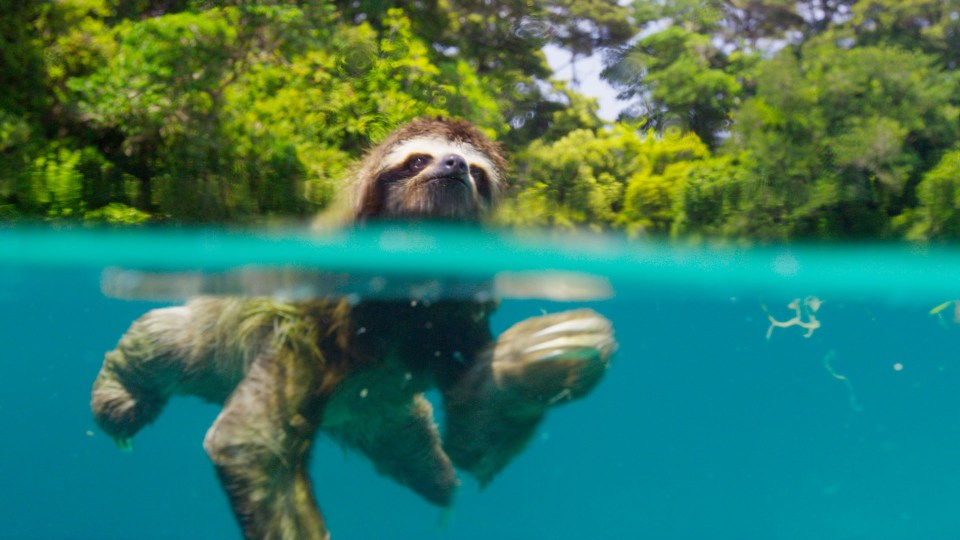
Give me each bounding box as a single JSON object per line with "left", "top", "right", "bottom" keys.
{"left": 491, "top": 309, "right": 617, "bottom": 407}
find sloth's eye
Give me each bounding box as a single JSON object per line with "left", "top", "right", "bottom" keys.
{"left": 470, "top": 166, "right": 491, "bottom": 200}
{"left": 470, "top": 167, "right": 486, "bottom": 184}
{"left": 408, "top": 155, "right": 431, "bottom": 173}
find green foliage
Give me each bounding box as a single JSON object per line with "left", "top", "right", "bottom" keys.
{"left": 3, "top": 0, "right": 960, "bottom": 242}
{"left": 545, "top": 0, "right": 634, "bottom": 58}
{"left": 852, "top": 0, "right": 960, "bottom": 67}
{"left": 729, "top": 39, "right": 959, "bottom": 239}
{"left": 500, "top": 125, "right": 712, "bottom": 235}
{"left": 68, "top": 7, "right": 264, "bottom": 221}
{"left": 604, "top": 24, "right": 749, "bottom": 148}
{"left": 24, "top": 3, "right": 509, "bottom": 222}
{"left": 21, "top": 144, "right": 87, "bottom": 218}
{"left": 84, "top": 203, "right": 152, "bottom": 225}
{"left": 0, "top": 110, "right": 32, "bottom": 153}
{"left": 68, "top": 9, "right": 238, "bottom": 139}
{"left": 618, "top": 128, "right": 710, "bottom": 235}
{"left": 544, "top": 0, "right": 634, "bottom": 86}
{"left": 672, "top": 155, "right": 749, "bottom": 239}
{"left": 500, "top": 126, "right": 635, "bottom": 230}
{"left": 907, "top": 148, "right": 960, "bottom": 239}
{"left": 8, "top": 141, "right": 138, "bottom": 221}
{"left": 0, "top": 3, "right": 49, "bottom": 117}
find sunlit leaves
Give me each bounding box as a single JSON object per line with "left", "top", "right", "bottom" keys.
{"left": 909, "top": 148, "right": 960, "bottom": 239}
{"left": 501, "top": 125, "right": 713, "bottom": 235}
{"left": 619, "top": 128, "right": 710, "bottom": 235}
{"left": 4, "top": 0, "right": 960, "bottom": 241}
{"left": 49, "top": 5, "right": 506, "bottom": 222}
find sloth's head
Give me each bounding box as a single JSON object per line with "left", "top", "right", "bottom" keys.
{"left": 350, "top": 117, "right": 508, "bottom": 222}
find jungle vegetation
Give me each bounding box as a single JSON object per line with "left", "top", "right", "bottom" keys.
{"left": 2, "top": 0, "right": 959, "bottom": 241}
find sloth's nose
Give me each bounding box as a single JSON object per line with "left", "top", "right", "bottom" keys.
{"left": 437, "top": 154, "right": 468, "bottom": 177}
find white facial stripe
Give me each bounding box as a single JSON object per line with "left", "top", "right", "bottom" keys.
{"left": 382, "top": 136, "right": 501, "bottom": 185}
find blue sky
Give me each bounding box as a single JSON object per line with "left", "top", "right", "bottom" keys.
{"left": 544, "top": 45, "right": 624, "bottom": 121}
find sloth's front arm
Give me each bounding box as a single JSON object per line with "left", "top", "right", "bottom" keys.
{"left": 441, "top": 309, "right": 616, "bottom": 485}
{"left": 314, "top": 307, "right": 617, "bottom": 501}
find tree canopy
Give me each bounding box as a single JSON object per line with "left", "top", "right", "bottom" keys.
{"left": 1, "top": 0, "right": 959, "bottom": 241}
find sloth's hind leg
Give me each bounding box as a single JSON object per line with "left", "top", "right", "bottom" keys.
{"left": 443, "top": 309, "right": 616, "bottom": 484}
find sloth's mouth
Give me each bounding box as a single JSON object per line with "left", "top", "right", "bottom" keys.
{"left": 425, "top": 173, "right": 471, "bottom": 189}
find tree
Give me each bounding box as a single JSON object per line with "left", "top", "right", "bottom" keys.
{"left": 671, "top": 154, "right": 749, "bottom": 239}
{"left": 604, "top": 25, "right": 747, "bottom": 148}
{"left": 618, "top": 128, "right": 710, "bottom": 235}
{"left": 500, "top": 124, "right": 713, "bottom": 235}
{"left": 544, "top": 0, "right": 634, "bottom": 86}
{"left": 851, "top": 0, "right": 960, "bottom": 68}
{"left": 601, "top": 0, "right": 858, "bottom": 148}
{"left": 603, "top": 0, "right": 763, "bottom": 148}
{"left": 22, "top": 4, "right": 507, "bottom": 222}
{"left": 500, "top": 126, "right": 640, "bottom": 230}
{"left": 1, "top": 0, "right": 618, "bottom": 223}
{"left": 904, "top": 148, "right": 960, "bottom": 239}
{"left": 728, "top": 38, "right": 960, "bottom": 239}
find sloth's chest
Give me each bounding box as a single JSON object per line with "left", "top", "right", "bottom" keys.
{"left": 346, "top": 300, "right": 494, "bottom": 368}
{"left": 320, "top": 355, "right": 433, "bottom": 428}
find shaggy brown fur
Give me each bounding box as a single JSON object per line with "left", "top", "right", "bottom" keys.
{"left": 91, "top": 117, "right": 616, "bottom": 540}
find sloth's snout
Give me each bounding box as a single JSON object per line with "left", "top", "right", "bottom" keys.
{"left": 436, "top": 153, "right": 468, "bottom": 177}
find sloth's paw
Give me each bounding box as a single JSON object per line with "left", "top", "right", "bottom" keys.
{"left": 492, "top": 309, "right": 617, "bottom": 409}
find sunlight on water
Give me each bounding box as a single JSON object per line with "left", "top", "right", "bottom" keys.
{"left": 3, "top": 225, "right": 960, "bottom": 302}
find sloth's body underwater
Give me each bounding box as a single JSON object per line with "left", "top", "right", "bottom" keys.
{"left": 91, "top": 117, "right": 617, "bottom": 540}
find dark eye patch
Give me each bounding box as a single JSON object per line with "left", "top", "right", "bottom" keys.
{"left": 360, "top": 155, "right": 433, "bottom": 219}
{"left": 407, "top": 154, "right": 432, "bottom": 174}
{"left": 470, "top": 165, "right": 491, "bottom": 201}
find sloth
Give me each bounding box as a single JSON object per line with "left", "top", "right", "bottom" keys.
{"left": 91, "top": 117, "right": 617, "bottom": 540}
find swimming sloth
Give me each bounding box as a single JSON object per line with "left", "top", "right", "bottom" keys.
{"left": 91, "top": 117, "right": 617, "bottom": 540}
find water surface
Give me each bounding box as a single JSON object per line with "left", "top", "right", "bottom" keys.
{"left": 2, "top": 226, "right": 959, "bottom": 539}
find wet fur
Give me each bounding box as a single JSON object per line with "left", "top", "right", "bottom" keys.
{"left": 92, "top": 118, "right": 615, "bottom": 540}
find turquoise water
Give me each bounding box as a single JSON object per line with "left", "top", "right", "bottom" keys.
{"left": 2, "top": 225, "right": 960, "bottom": 539}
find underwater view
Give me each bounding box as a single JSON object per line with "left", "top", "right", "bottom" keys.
{"left": 3, "top": 225, "right": 960, "bottom": 540}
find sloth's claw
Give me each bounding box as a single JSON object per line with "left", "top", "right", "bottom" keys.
{"left": 491, "top": 309, "right": 616, "bottom": 409}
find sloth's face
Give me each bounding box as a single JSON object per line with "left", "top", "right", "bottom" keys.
{"left": 363, "top": 136, "right": 502, "bottom": 221}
